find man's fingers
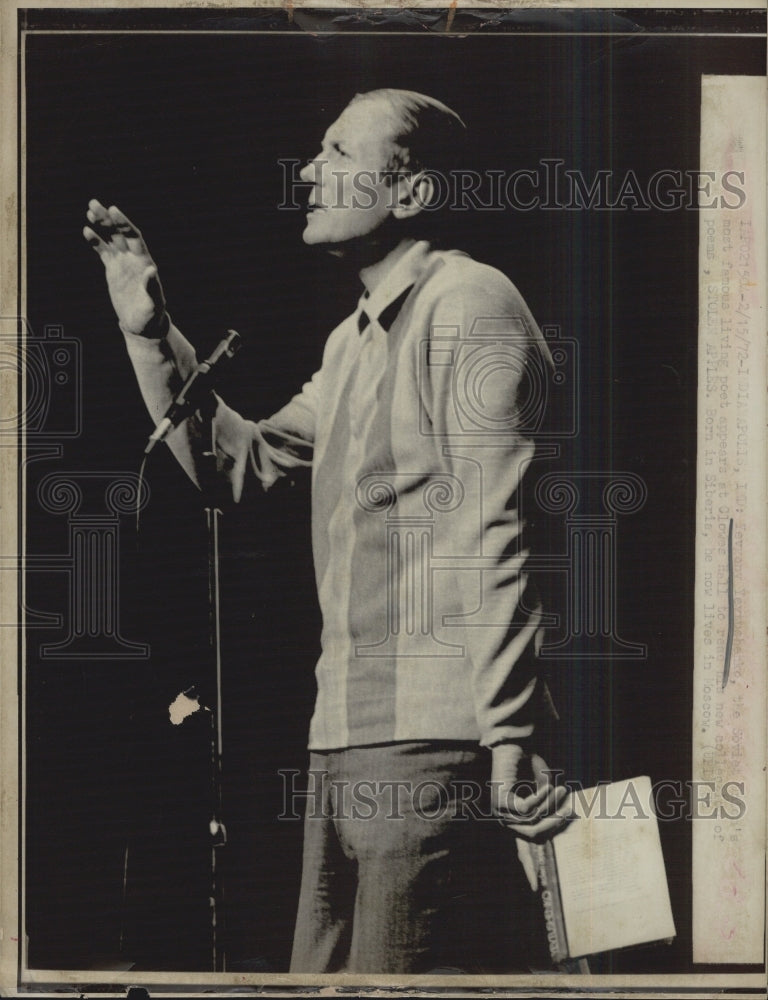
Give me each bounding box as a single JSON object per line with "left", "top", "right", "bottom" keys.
{"left": 83, "top": 225, "right": 107, "bottom": 255}
{"left": 107, "top": 205, "right": 147, "bottom": 253}
{"left": 87, "top": 200, "right": 124, "bottom": 240}
{"left": 86, "top": 201, "right": 147, "bottom": 255}
{"left": 499, "top": 783, "right": 569, "bottom": 825}
{"left": 86, "top": 211, "right": 128, "bottom": 251}
{"left": 86, "top": 209, "right": 112, "bottom": 233}
{"left": 107, "top": 204, "right": 139, "bottom": 234}
{"left": 493, "top": 753, "right": 574, "bottom": 841}
{"left": 506, "top": 781, "right": 568, "bottom": 818}
{"left": 506, "top": 808, "right": 575, "bottom": 842}
{"left": 87, "top": 199, "right": 111, "bottom": 224}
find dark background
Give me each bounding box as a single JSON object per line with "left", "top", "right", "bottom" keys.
{"left": 21, "top": 7, "right": 765, "bottom": 976}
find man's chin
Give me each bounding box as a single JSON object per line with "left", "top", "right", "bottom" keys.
{"left": 302, "top": 223, "right": 333, "bottom": 247}
{"left": 302, "top": 223, "right": 346, "bottom": 253}
{"left": 301, "top": 221, "right": 395, "bottom": 261}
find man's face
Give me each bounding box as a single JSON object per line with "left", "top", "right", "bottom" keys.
{"left": 300, "top": 100, "right": 400, "bottom": 246}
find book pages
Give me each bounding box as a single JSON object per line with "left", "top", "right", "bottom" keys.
{"left": 554, "top": 777, "right": 676, "bottom": 959}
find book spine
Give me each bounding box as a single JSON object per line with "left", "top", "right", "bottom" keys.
{"left": 534, "top": 840, "right": 569, "bottom": 964}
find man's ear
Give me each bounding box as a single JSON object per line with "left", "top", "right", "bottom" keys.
{"left": 391, "top": 170, "right": 434, "bottom": 220}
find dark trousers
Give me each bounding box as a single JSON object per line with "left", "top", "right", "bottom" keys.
{"left": 289, "top": 742, "right": 540, "bottom": 974}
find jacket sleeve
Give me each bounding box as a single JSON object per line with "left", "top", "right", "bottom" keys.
{"left": 123, "top": 319, "right": 316, "bottom": 501}
{"left": 425, "top": 266, "right": 553, "bottom": 751}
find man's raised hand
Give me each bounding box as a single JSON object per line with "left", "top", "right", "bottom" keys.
{"left": 83, "top": 200, "right": 168, "bottom": 337}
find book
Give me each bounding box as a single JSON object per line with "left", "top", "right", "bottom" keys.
{"left": 533, "top": 776, "right": 676, "bottom": 962}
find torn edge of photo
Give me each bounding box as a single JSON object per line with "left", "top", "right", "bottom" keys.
{"left": 0, "top": 2, "right": 766, "bottom": 998}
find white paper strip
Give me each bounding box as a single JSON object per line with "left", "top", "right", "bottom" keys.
{"left": 693, "top": 73, "right": 767, "bottom": 964}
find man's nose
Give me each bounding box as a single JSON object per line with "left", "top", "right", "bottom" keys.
{"left": 300, "top": 158, "right": 321, "bottom": 183}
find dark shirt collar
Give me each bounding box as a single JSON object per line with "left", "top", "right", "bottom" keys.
{"left": 357, "top": 285, "right": 416, "bottom": 334}
{"left": 356, "top": 239, "right": 431, "bottom": 333}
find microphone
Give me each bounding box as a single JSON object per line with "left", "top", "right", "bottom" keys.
{"left": 145, "top": 329, "right": 242, "bottom": 455}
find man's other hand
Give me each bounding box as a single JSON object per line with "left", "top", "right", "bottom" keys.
{"left": 83, "top": 200, "right": 168, "bottom": 337}
{"left": 490, "top": 745, "right": 573, "bottom": 841}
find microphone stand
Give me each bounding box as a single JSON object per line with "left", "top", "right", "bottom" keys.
{"left": 197, "top": 389, "right": 228, "bottom": 973}
{"left": 135, "top": 329, "right": 240, "bottom": 970}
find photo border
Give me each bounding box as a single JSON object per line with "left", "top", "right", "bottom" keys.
{"left": 1, "top": 2, "right": 765, "bottom": 997}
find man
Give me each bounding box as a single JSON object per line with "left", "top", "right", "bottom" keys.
{"left": 83, "top": 88, "right": 569, "bottom": 974}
